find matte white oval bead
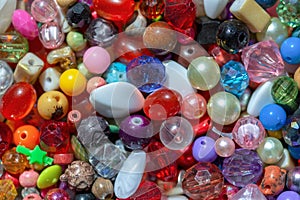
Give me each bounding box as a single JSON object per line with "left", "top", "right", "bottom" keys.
{"left": 89, "top": 82, "right": 145, "bottom": 118}
{"left": 163, "top": 60, "right": 196, "bottom": 98}
{"left": 0, "top": 0, "right": 16, "bottom": 34}
{"left": 39, "top": 67, "right": 61, "bottom": 92}
{"left": 114, "top": 150, "right": 146, "bottom": 199}
{"left": 247, "top": 79, "right": 275, "bottom": 116}
{"left": 204, "top": 0, "right": 228, "bottom": 19}
{"left": 168, "top": 195, "right": 189, "bottom": 200}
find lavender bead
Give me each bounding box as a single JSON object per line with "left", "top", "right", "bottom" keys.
{"left": 286, "top": 166, "right": 300, "bottom": 193}
{"left": 277, "top": 191, "right": 300, "bottom": 200}
{"left": 192, "top": 136, "right": 217, "bottom": 162}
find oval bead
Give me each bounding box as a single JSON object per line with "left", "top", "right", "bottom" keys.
{"left": 0, "top": 0, "right": 16, "bottom": 34}
{"left": 37, "top": 165, "right": 62, "bottom": 189}
{"left": 12, "top": 9, "right": 38, "bottom": 40}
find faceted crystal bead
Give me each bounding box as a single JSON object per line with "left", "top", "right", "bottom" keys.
{"left": 182, "top": 162, "right": 224, "bottom": 199}
{"left": 222, "top": 149, "right": 263, "bottom": 187}
{"left": 0, "top": 180, "right": 18, "bottom": 200}
{"left": 0, "top": 32, "right": 29, "bottom": 63}
{"left": 38, "top": 21, "right": 65, "bottom": 49}
{"left": 282, "top": 116, "right": 300, "bottom": 146}
{"left": 31, "top": 0, "right": 58, "bottom": 23}
{"left": 220, "top": 60, "right": 249, "bottom": 97}
{"left": 277, "top": 0, "right": 300, "bottom": 28}
{"left": 66, "top": 2, "right": 91, "bottom": 28}
{"left": 0, "top": 60, "right": 13, "bottom": 97}
{"left": 139, "top": 0, "right": 165, "bottom": 20}
{"left": 231, "top": 184, "right": 267, "bottom": 200}
{"left": 241, "top": 40, "right": 285, "bottom": 85}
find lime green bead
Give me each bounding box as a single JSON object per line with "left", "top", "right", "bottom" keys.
{"left": 277, "top": 0, "right": 300, "bottom": 28}
{"left": 66, "top": 31, "right": 87, "bottom": 51}
{"left": 37, "top": 165, "right": 62, "bottom": 189}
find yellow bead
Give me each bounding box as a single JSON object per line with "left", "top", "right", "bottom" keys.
{"left": 267, "top": 129, "right": 283, "bottom": 139}
{"left": 59, "top": 69, "right": 87, "bottom": 96}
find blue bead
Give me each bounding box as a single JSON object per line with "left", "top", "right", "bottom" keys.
{"left": 259, "top": 104, "right": 287, "bottom": 130}
{"left": 288, "top": 145, "right": 300, "bottom": 159}
{"left": 292, "top": 27, "right": 300, "bottom": 38}
{"left": 102, "top": 62, "right": 127, "bottom": 83}
{"left": 280, "top": 37, "right": 300, "bottom": 64}
{"left": 255, "top": 0, "right": 277, "bottom": 8}
{"left": 220, "top": 60, "right": 249, "bottom": 97}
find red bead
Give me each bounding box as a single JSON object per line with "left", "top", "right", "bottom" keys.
{"left": 192, "top": 114, "right": 212, "bottom": 137}
{"left": 53, "top": 153, "right": 74, "bottom": 165}
{"left": 143, "top": 88, "right": 182, "bottom": 121}
{"left": 0, "top": 82, "right": 37, "bottom": 121}
{"left": 129, "top": 181, "right": 162, "bottom": 200}
{"left": 139, "top": 0, "right": 165, "bottom": 20}
{"left": 176, "top": 143, "right": 197, "bottom": 170}
{"left": 2, "top": 172, "right": 20, "bottom": 188}
{"left": 0, "top": 122, "right": 13, "bottom": 157}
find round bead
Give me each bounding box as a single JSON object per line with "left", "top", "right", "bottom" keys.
{"left": 37, "top": 91, "right": 69, "bottom": 120}
{"left": 13, "top": 125, "right": 40, "bottom": 149}
{"left": 232, "top": 116, "right": 266, "bottom": 150}
{"left": 207, "top": 91, "right": 241, "bottom": 125}
{"left": 216, "top": 19, "right": 250, "bottom": 54}
{"left": 31, "top": 0, "right": 58, "bottom": 23}
{"left": 259, "top": 104, "right": 287, "bottom": 130}
{"left": 192, "top": 136, "right": 217, "bottom": 162}
{"left": 59, "top": 69, "right": 87, "bottom": 96}
{"left": 286, "top": 166, "right": 300, "bottom": 193}
{"left": 160, "top": 116, "right": 194, "bottom": 150}
{"left": 66, "top": 31, "right": 87, "bottom": 52}
{"left": 214, "top": 137, "right": 235, "bottom": 157}
{"left": 282, "top": 116, "right": 300, "bottom": 146}
{"left": 86, "top": 76, "right": 106, "bottom": 94}
{"left": 187, "top": 56, "right": 220, "bottom": 91}
{"left": 45, "top": 188, "right": 70, "bottom": 200}
{"left": 0, "top": 82, "right": 37, "bottom": 120}
{"left": 2, "top": 148, "right": 28, "bottom": 175}
{"left": 181, "top": 93, "right": 207, "bottom": 120}
{"left": 280, "top": 37, "right": 300, "bottom": 64}
{"left": 19, "top": 170, "right": 39, "bottom": 187}
{"left": 83, "top": 46, "right": 111, "bottom": 74}
{"left": 287, "top": 145, "right": 300, "bottom": 160}
{"left": 91, "top": 177, "right": 114, "bottom": 199}
{"left": 277, "top": 191, "right": 300, "bottom": 200}
{"left": 256, "top": 137, "right": 284, "bottom": 164}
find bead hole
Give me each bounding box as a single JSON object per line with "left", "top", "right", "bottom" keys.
{"left": 187, "top": 48, "right": 194, "bottom": 54}
{"left": 200, "top": 141, "right": 206, "bottom": 145}
{"left": 54, "top": 96, "right": 60, "bottom": 101}
{"left": 238, "top": 33, "right": 247, "bottom": 44}
{"left": 72, "top": 113, "right": 78, "bottom": 119}
{"left": 28, "top": 59, "right": 35, "bottom": 65}
{"left": 286, "top": 57, "right": 292, "bottom": 62}
{"left": 46, "top": 77, "right": 52, "bottom": 82}
{"left": 21, "top": 132, "right": 27, "bottom": 139}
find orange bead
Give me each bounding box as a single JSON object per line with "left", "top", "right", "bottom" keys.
{"left": 13, "top": 125, "right": 40, "bottom": 149}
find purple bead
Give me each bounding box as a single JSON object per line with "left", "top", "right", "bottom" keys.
{"left": 192, "top": 136, "right": 217, "bottom": 162}
{"left": 277, "top": 191, "right": 300, "bottom": 200}
{"left": 119, "top": 114, "right": 153, "bottom": 150}
{"left": 286, "top": 166, "right": 300, "bottom": 193}
{"left": 222, "top": 148, "right": 263, "bottom": 187}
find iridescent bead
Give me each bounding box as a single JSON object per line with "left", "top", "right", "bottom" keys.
{"left": 187, "top": 56, "right": 220, "bottom": 91}
{"left": 0, "top": 60, "right": 13, "bottom": 97}
{"left": 232, "top": 116, "right": 266, "bottom": 150}
{"left": 21, "top": 187, "right": 40, "bottom": 198}
{"left": 102, "top": 62, "right": 127, "bottom": 83}
{"left": 38, "top": 21, "right": 65, "bottom": 49}
{"left": 31, "top": 0, "right": 58, "bottom": 23}
{"left": 256, "top": 137, "right": 284, "bottom": 164}
{"left": 286, "top": 166, "right": 300, "bottom": 192}
{"left": 45, "top": 188, "right": 70, "bottom": 200}
{"left": 214, "top": 137, "right": 235, "bottom": 157}
{"left": 216, "top": 19, "right": 250, "bottom": 54}
{"left": 126, "top": 55, "right": 166, "bottom": 93}
{"left": 222, "top": 149, "right": 263, "bottom": 187}
{"left": 47, "top": 46, "right": 77, "bottom": 71}
{"left": 207, "top": 91, "right": 241, "bottom": 125}
{"left": 276, "top": 0, "right": 300, "bottom": 28}
{"left": 220, "top": 60, "right": 249, "bottom": 97}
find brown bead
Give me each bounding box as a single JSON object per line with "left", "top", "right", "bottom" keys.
{"left": 56, "top": 0, "right": 77, "bottom": 8}
{"left": 91, "top": 177, "right": 114, "bottom": 199}
{"left": 143, "top": 21, "right": 177, "bottom": 55}
{"left": 293, "top": 67, "right": 300, "bottom": 89}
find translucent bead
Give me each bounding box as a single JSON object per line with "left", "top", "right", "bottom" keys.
{"left": 232, "top": 116, "right": 266, "bottom": 150}
{"left": 181, "top": 93, "right": 207, "bottom": 120}
{"left": 38, "top": 21, "right": 65, "bottom": 49}
{"left": 0, "top": 60, "right": 13, "bottom": 97}
{"left": 0, "top": 180, "right": 18, "bottom": 200}
{"left": 256, "top": 137, "right": 284, "bottom": 164}
{"left": 231, "top": 184, "right": 267, "bottom": 200}
{"left": 282, "top": 116, "right": 300, "bottom": 146}
{"left": 277, "top": 0, "right": 300, "bottom": 28}
{"left": 31, "top": 0, "right": 58, "bottom": 23}
{"left": 126, "top": 55, "right": 166, "bottom": 93}
{"left": 214, "top": 137, "right": 235, "bottom": 157}
{"left": 160, "top": 116, "right": 194, "bottom": 150}
{"left": 139, "top": 0, "right": 165, "bottom": 20}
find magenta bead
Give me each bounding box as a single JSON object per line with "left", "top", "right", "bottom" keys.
{"left": 31, "top": 0, "right": 58, "bottom": 23}
{"left": 192, "top": 136, "right": 217, "bottom": 162}
{"left": 83, "top": 46, "right": 111, "bottom": 74}
{"left": 232, "top": 116, "right": 266, "bottom": 150}
{"left": 214, "top": 137, "right": 235, "bottom": 157}
{"left": 12, "top": 10, "right": 38, "bottom": 40}
{"left": 38, "top": 21, "right": 65, "bottom": 49}
{"left": 19, "top": 170, "right": 39, "bottom": 187}
{"left": 45, "top": 188, "right": 70, "bottom": 200}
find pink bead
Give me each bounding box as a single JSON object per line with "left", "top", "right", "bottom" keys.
{"left": 23, "top": 194, "right": 43, "bottom": 200}
{"left": 19, "top": 170, "right": 39, "bottom": 187}
{"left": 53, "top": 153, "right": 74, "bottom": 165}
{"left": 38, "top": 21, "right": 65, "bottom": 49}
{"left": 86, "top": 76, "right": 106, "bottom": 93}
{"left": 12, "top": 10, "right": 38, "bottom": 40}
{"left": 181, "top": 93, "right": 207, "bottom": 120}
{"left": 214, "top": 137, "right": 235, "bottom": 157}
{"left": 31, "top": 0, "right": 58, "bottom": 23}
{"left": 83, "top": 46, "right": 111, "bottom": 74}
{"left": 2, "top": 172, "right": 20, "bottom": 188}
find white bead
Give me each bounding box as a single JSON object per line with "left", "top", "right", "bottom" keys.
{"left": 0, "top": 0, "right": 16, "bottom": 34}
{"left": 89, "top": 82, "right": 145, "bottom": 118}
{"left": 204, "top": 0, "right": 228, "bottom": 19}
{"left": 168, "top": 195, "right": 189, "bottom": 200}
{"left": 114, "top": 150, "right": 146, "bottom": 199}
{"left": 39, "top": 67, "right": 61, "bottom": 91}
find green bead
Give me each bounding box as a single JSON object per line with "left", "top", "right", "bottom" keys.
{"left": 37, "top": 165, "right": 62, "bottom": 189}
{"left": 16, "top": 145, "right": 53, "bottom": 166}
{"left": 0, "top": 31, "right": 29, "bottom": 63}
{"left": 66, "top": 31, "right": 87, "bottom": 52}
{"left": 277, "top": 0, "right": 300, "bottom": 28}
{"left": 256, "top": 137, "right": 283, "bottom": 164}
{"left": 71, "top": 135, "right": 89, "bottom": 162}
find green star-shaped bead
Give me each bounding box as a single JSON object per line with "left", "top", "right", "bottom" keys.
{"left": 16, "top": 145, "right": 53, "bottom": 166}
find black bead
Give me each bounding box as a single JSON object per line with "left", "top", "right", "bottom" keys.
{"left": 196, "top": 17, "right": 221, "bottom": 45}
{"left": 66, "top": 2, "right": 91, "bottom": 28}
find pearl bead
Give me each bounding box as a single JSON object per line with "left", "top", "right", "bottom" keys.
{"left": 256, "top": 137, "right": 284, "bottom": 164}
{"left": 214, "top": 137, "right": 235, "bottom": 157}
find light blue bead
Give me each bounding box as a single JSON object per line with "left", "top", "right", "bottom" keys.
{"left": 259, "top": 104, "right": 287, "bottom": 130}
{"left": 255, "top": 0, "right": 277, "bottom": 8}
{"left": 102, "top": 62, "right": 127, "bottom": 83}
{"left": 220, "top": 60, "right": 249, "bottom": 97}
{"left": 280, "top": 37, "right": 300, "bottom": 64}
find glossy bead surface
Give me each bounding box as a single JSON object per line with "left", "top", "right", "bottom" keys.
{"left": 231, "top": 184, "right": 267, "bottom": 200}
{"left": 102, "top": 62, "right": 127, "bottom": 84}
{"left": 19, "top": 169, "right": 39, "bottom": 187}
{"left": 66, "top": 2, "right": 91, "bottom": 28}
{"left": 91, "top": 177, "right": 113, "bottom": 199}
{"left": 192, "top": 136, "right": 217, "bottom": 162}
{"left": 119, "top": 114, "right": 153, "bottom": 150}
{"left": 47, "top": 46, "right": 77, "bottom": 71}
{"left": 0, "top": 82, "right": 36, "bottom": 120}
{"left": 126, "top": 55, "right": 166, "bottom": 93}
{"left": 12, "top": 9, "right": 38, "bottom": 40}
{"left": 13, "top": 125, "right": 40, "bottom": 149}
{"left": 39, "top": 67, "right": 61, "bottom": 92}
{"left": 277, "top": 0, "right": 300, "bottom": 28}
{"left": 160, "top": 116, "right": 194, "bottom": 150}
{"left": 216, "top": 19, "right": 249, "bottom": 54}
{"left": 37, "top": 165, "right": 62, "bottom": 189}
{"left": 0, "top": 60, "right": 13, "bottom": 97}
{"left": 286, "top": 166, "right": 300, "bottom": 192}
{"left": 207, "top": 91, "right": 241, "bottom": 125}
{"left": 277, "top": 191, "right": 300, "bottom": 200}
{"left": 0, "top": 0, "right": 16, "bottom": 34}
{"left": 0, "top": 122, "right": 12, "bottom": 157}
{"left": 139, "top": 0, "right": 165, "bottom": 20}
{"left": 66, "top": 31, "right": 87, "bottom": 52}
{"left": 0, "top": 180, "right": 18, "bottom": 200}
{"left": 232, "top": 116, "right": 266, "bottom": 150}
{"left": 83, "top": 46, "right": 111, "bottom": 74}
{"left": 256, "top": 137, "right": 284, "bottom": 164}
{"left": 280, "top": 37, "right": 300, "bottom": 64}
{"left": 44, "top": 188, "right": 70, "bottom": 200}
{"left": 59, "top": 69, "right": 87, "bottom": 96}
{"left": 214, "top": 137, "right": 235, "bottom": 157}
{"left": 259, "top": 104, "right": 287, "bottom": 130}
{"left": 31, "top": 0, "right": 58, "bottom": 23}
{"left": 282, "top": 116, "right": 300, "bottom": 146}
{"left": 2, "top": 148, "right": 28, "bottom": 175}
{"left": 181, "top": 93, "right": 207, "bottom": 120}
{"left": 182, "top": 162, "right": 223, "bottom": 200}
{"left": 187, "top": 56, "right": 220, "bottom": 91}
{"left": 143, "top": 88, "right": 182, "bottom": 121}
{"left": 222, "top": 149, "right": 263, "bottom": 187}
{"left": 86, "top": 76, "right": 106, "bottom": 93}
{"left": 38, "top": 21, "right": 65, "bottom": 49}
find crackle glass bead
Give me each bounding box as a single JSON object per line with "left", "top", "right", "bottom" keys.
{"left": 232, "top": 116, "right": 266, "bottom": 150}
{"left": 220, "top": 60, "right": 249, "bottom": 97}
{"left": 222, "top": 148, "right": 264, "bottom": 187}
{"left": 277, "top": 0, "right": 300, "bottom": 28}
{"left": 126, "top": 55, "right": 166, "bottom": 93}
